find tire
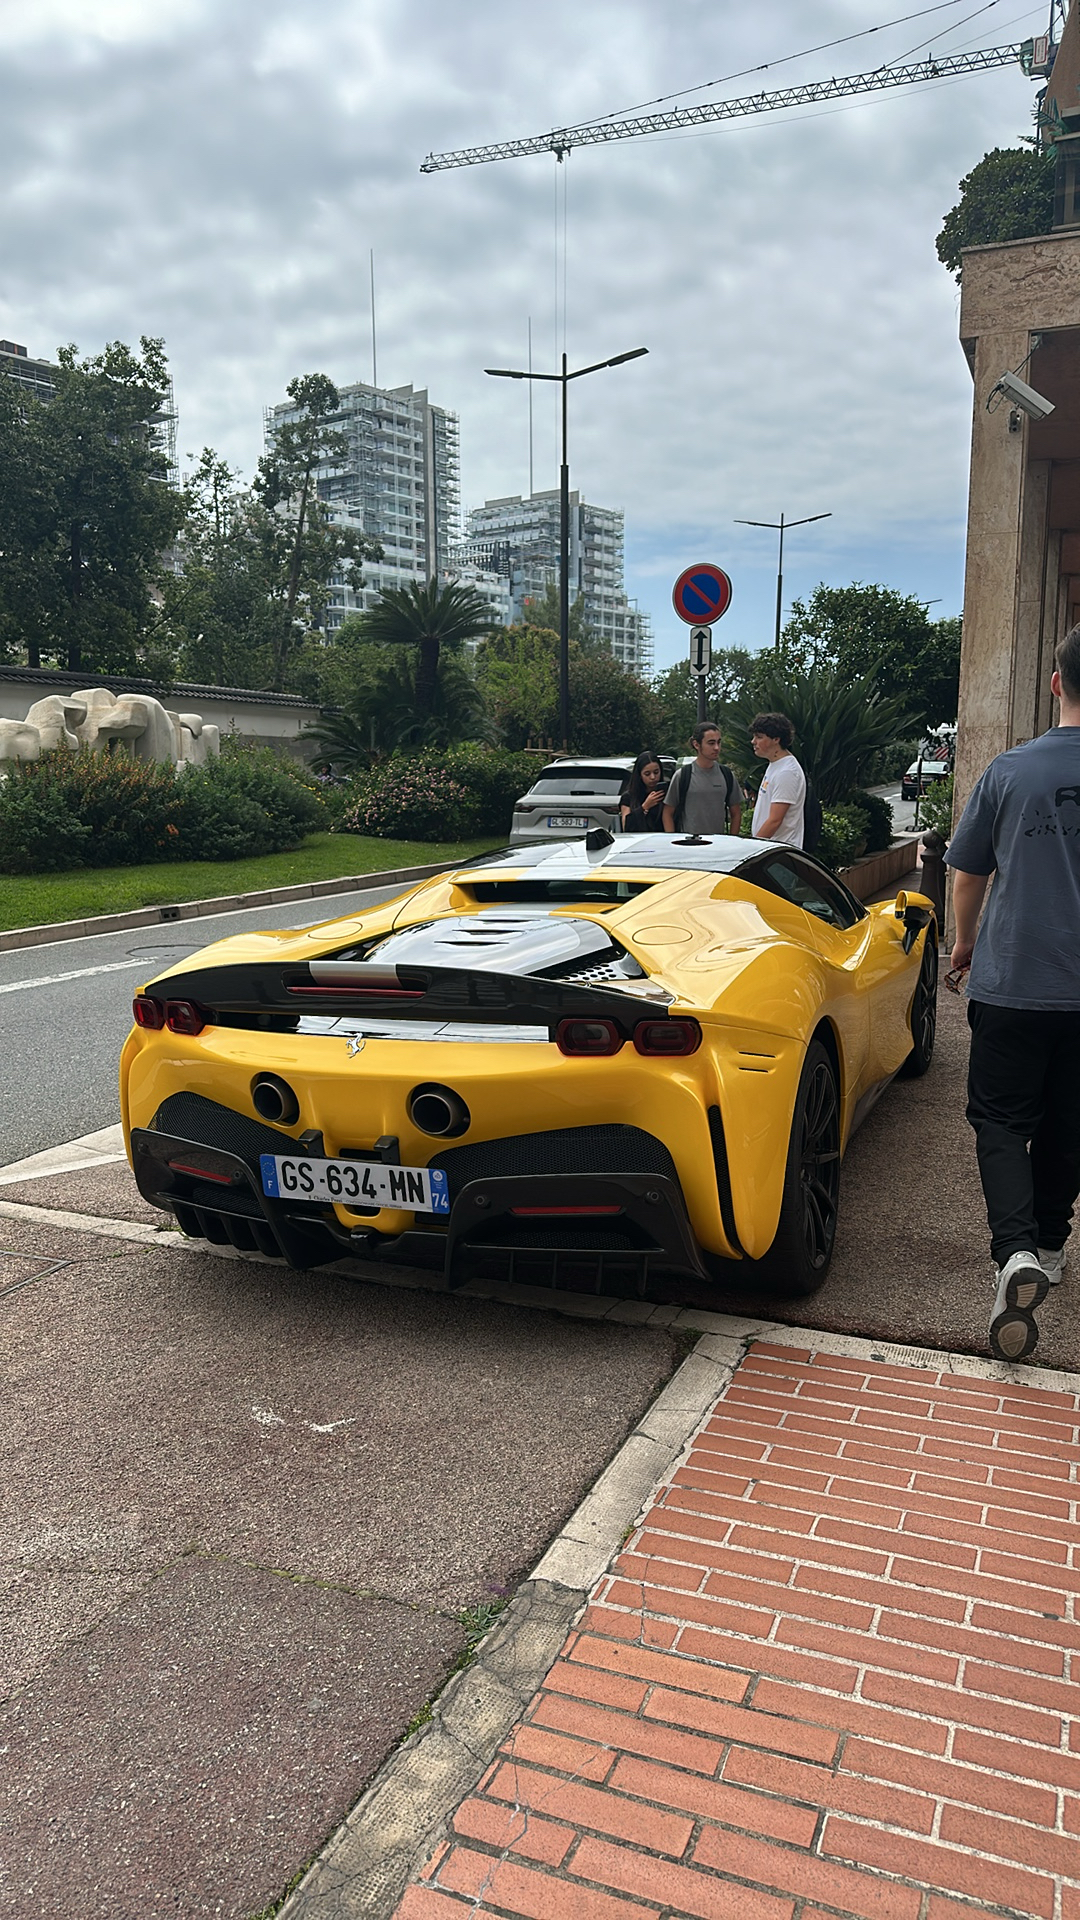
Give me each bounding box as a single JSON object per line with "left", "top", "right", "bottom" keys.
{"left": 745, "top": 1037, "right": 841, "bottom": 1299}
{"left": 898, "top": 933, "right": 938, "bottom": 1079}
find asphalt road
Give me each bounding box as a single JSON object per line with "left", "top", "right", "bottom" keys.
{"left": 0, "top": 883, "right": 408, "bottom": 1167}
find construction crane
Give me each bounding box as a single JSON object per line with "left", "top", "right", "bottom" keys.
{"left": 420, "top": 42, "right": 1043, "bottom": 172}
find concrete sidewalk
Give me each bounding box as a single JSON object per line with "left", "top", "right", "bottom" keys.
{"left": 390, "top": 1333, "right": 1080, "bottom": 1920}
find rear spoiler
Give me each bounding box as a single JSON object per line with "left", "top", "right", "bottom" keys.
{"left": 142, "top": 958, "right": 672, "bottom": 1035}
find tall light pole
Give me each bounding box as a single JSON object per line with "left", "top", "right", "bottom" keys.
{"left": 734, "top": 510, "right": 832, "bottom": 649}
{"left": 486, "top": 346, "right": 648, "bottom": 750}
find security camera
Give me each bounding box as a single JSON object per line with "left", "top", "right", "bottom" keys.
{"left": 992, "top": 370, "right": 1055, "bottom": 420}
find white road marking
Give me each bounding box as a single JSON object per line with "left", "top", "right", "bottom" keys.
{"left": 0, "top": 958, "right": 155, "bottom": 995}
{"left": 251, "top": 1402, "right": 358, "bottom": 1434}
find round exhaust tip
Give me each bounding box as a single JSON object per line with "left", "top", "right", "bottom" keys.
{"left": 252, "top": 1073, "right": 300, "bottom": 1126}
{"left": 408, "top": 1083, "right": 470, "bottom": 1139}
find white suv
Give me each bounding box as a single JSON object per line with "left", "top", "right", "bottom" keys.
{"left": 509, "top": 756, "right": 674, "bottom": 845}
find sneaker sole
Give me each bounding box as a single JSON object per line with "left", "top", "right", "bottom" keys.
{"left": 1004, "top": 1270, "right": 1050, "bottom": 1312}
{"left": 989, "top": 1309, "right": 1039, "bottom": 1362}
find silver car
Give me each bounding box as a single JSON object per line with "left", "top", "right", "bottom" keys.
{"left": 509, "top": 756, "right": 675, "bottom": 844}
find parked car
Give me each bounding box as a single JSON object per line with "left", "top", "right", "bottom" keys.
{"left": 508, "top": 756, "right": 675, "bottom": 844}
{"left": 901, "top": 757, "right": 952, "bottom": 803}
{"left": 121, "top": 833, "right": 937, "bottom": 1301}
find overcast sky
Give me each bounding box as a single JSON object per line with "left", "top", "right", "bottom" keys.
{"left": 0, "top": 0, "right": 1053, "bottom": 666}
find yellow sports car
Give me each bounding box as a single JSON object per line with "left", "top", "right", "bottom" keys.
{"left": 121, "top": 833, "right": 936, "bottom": 1300}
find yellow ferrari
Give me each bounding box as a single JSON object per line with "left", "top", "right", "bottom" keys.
{"left": 121, "top": 833, "right": 936, "bottom": 1299}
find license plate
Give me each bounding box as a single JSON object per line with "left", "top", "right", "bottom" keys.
{"left": 260, "top": 1154, "right": 450, "bottom": 1214}
{"left": 551, "top": 814, "right": 589, "bottom": 828}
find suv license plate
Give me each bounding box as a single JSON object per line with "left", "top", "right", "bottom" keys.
{"left": 260, "top": 1154, "right": 450, "bottom": 1213}
{"left": 551, "top": 814, "right": 589, "bottom": 828}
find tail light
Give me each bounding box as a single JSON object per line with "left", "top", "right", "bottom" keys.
{"left": 555, "top": 1017, "right": 623, "bottom": 1056}
{"left": 165, "top": 1000, "right": 208, "bottom": 1036}
{"left": 634, "top": 1018, "right": 702, "bottom": 1056}
{"left": 133, "top": 995, "right": 165, "bottom": 1029}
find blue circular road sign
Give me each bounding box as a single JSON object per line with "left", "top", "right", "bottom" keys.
{"left": 672, "top": 563, "right": 733, "bottom": 625}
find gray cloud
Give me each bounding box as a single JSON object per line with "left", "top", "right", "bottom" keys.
{"left": 0, "top": 0, "right": 1046, "bottom": 659}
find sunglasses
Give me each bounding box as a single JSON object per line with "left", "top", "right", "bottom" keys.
{"left": 944, "top": 966, "right": 969, "bottom": 995}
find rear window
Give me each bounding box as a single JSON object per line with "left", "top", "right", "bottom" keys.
{"left": 466, "top": 879, "right": 653, "bottom": 904}
{"left": 529, "top": 773, "right": 627, "bottom": 797}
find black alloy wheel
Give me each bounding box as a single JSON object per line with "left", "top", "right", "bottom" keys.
{"left": 899, "top": 934, "right": 938, "bottom": 1079}
{"left": 745, "top": 1037, "right": 841, "bottom": 1299}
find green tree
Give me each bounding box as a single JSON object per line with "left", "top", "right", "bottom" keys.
{"left": 650, "top": 647, "right": 760, "bottom": 754}
{"left": 936, "top": 142, "right": 1054, "bottom": 279}
{"left": 360, "top": 578, "right": 496, "bottom": 718}
{"left": 781, "top": 584, "right": 961, "bottom": 726}
{"left": 0, "top": 370, "right": 53, "bottom": 667}
{"left": 474, "top": 622, "right": 561, "bottom": 746}
{"left": 0, "top": 337, "right": 187, "bottom": 676}
{"left": 255, "top": 374, "right": 378, "bottom": 689}
{"left": 164, "top": 451, "right": 281, "bottom": 688}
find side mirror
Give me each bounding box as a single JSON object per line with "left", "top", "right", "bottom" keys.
{"left": 895, "top": 890, "right": 932, "bottom": 954}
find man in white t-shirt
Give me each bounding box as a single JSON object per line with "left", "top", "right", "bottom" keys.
{"left": 750, "top": 711, "right": 806, "bottom": 847}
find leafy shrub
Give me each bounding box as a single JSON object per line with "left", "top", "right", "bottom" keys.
{"left": 0, "top": 741, "right": 326, "bottom": 873}
{"left": 0, "top": 768, "right": 94, "bottom": 873}
{"left": 817, "top": 803, "right": 871, "bottom": 872}
{"left": 439, "top": 746, "right": 538, "bottom": 832}
{"left": 843, "top": 787, "right": 893, "bottom": 854}
{"left": 341, "top": 760, "right": 483, "bottom": 840}
{"left": 336, "top": 746, "right": 534, "bottom": 840}
{"left": 915, "top": 772, "right": 954, "bottom": 841}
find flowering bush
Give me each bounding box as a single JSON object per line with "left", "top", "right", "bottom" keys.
{"left": 0, "top": 741, "right": 326, "bottom": 873}
{"left": 341, "top": 761, "right": 482, "bottom": 840}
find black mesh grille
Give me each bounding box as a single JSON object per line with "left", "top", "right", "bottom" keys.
{"left": 153, "top": 1091, "right": 299, "bottom": 1165}
{"left": 431, "top": 1125, "right": 676, "bottom": 1203}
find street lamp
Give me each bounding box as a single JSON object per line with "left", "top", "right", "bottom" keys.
{"left": 734, "top": 510, "right": 832, "bottom": 649}
{"left": 486, "top": 346, "right": 648, "bottom": 749}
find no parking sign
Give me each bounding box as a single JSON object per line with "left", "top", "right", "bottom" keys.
{"left": 672, "top": 563, "right": 733, "bottom": 626}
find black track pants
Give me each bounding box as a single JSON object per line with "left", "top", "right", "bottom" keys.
{"left": 966, "top": 1000, "right": 1080, "bottom": 1265}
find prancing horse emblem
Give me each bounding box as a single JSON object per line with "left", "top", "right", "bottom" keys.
{"left": 346, "top": 1035, "right": 366, "bottom": 1056}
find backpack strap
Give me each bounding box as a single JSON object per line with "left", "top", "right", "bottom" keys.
{"left": 669, "top": 763, "right": 690, "bottom": 830}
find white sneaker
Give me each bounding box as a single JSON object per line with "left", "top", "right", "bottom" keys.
{"left": 994, "top": 1250, "right": 1051, "bottom": 1311}
{"left": 1037, "top": 1246, "right": 1066, "bottom": 1286}
{"left": 988, "top": 1252, "right": 1048, "bottom": 1362}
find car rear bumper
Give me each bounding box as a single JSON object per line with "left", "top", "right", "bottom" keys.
{"left": 129, "top": 1092, "right": 716, "bottom": 1293}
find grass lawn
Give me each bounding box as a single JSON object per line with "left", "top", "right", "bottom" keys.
{"left": 0, "top": 832, "right": 503, "bottom": 931}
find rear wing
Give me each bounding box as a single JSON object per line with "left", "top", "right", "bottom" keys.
{"left": 142, "top": 958, "right": 673, "bottom": 1036}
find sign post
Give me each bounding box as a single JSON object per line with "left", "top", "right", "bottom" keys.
{"left": 672, "top": 564, "right": 732, "bottom": 723}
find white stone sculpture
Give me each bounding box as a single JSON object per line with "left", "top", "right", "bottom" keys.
{"left": 24, "top": 695, "right": 87, "bottom": 753}
{"left": 0, "top": 719, "right": 42, "bottom": 768}
{"left": 0, "top": 687, "right": 221, "bottom": 776}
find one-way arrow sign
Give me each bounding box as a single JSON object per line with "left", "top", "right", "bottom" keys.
{"left": 690, "top": 626, "right": 712, "bottom": 675}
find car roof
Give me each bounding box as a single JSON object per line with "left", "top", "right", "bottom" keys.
{"left": 459, "top": 832, "right": 787, "bottom": 878}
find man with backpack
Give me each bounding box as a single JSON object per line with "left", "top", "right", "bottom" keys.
{"left": 662, "top": 721, "right": 744, "bottom": 836}
{"left": 750, "top": 711, "right": 810, "bottom": 848}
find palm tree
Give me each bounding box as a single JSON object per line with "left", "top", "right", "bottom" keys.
{"left": 719, "top": 663, "right": 909, "bottom": 803}
{"left": 362, "top": 579, "right": 496, "bottom": 718}
{"left": 302, "top": 647, "right": 496, "bottom": 773}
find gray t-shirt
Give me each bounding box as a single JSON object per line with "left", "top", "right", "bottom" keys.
{"left": 945, "top": 726, "right": 1080, "bottom": 1009}
{"left": 673, "top": 761, "right": 745, "bottom": 834}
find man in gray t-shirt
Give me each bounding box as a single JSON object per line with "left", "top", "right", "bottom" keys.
{"left": 946, "top": 626, "right": 1080, "bottom": 1361}
{"left": 662, "top": 721, "right": 744, "bottom": 835}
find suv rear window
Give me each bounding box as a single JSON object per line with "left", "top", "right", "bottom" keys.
{"left": 529, "top": 771, "right": 627, "bottom": 796}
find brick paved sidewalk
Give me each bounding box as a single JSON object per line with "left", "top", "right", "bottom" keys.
{"left": 393, "top": 1339, "right": 1080, "bottom": 1920}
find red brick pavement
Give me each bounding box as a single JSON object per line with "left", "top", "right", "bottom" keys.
{"left": 392, "top": 1339, "right": 1080, "bottom": 1920}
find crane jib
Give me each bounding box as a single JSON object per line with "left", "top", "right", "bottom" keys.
{"left": 419, "top": 46, "right": 1026, "bottom": 171}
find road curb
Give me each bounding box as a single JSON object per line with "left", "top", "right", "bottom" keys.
{"left": 277, "top": 1330, "right": 745, "bottom": 1920}
{"left": 0, "top": 861, "right": 453, "bottom": 953}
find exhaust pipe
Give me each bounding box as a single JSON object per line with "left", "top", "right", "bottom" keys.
{"left": 408, "top": 1083, "right": 471, "bottom": 1138}
{"left": 251, "top": 1074, "right": 300, "bottom": 1126}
